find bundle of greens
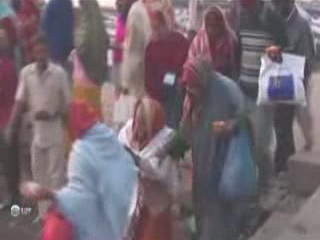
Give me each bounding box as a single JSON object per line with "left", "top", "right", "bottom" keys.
{"left": 167, "top": 131, "right": 190, "bottom": 161}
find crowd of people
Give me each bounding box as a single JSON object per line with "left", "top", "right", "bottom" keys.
{"left": 0, "top": 0, "right": 316, "bottom": 240}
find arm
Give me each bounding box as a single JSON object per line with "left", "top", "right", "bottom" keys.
{"left": 213, "top": 81, "right": 246, "bottom": 135}
{"left": 7, "top": 101, "right": 25, "bottom": 136}
{"left": 20, "top": 181, "right": 55, "bottom": 201}
{"left": 299, "top": 23, "right": 315, "bottom": 82}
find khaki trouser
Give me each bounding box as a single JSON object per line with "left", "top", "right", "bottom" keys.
{"left": 31, "top": 143, "right": 66, "bottom": 218}
{"left": 245, "top": 97, "right": 276, "bottom": 192}
{"left": 19, "top": 115, "right": 33, "bottom": 181}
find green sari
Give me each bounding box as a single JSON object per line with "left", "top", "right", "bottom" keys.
{"left": 77, "top": 0, "right": 109, "bottom": 86}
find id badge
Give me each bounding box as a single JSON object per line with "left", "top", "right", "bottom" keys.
{"left": 163, "top": 72, "right": 176, "bottom": 86}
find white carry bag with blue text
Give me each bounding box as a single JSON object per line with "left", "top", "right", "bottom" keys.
{"left": 257, "top": 53, "right": 306, "bottom": 106}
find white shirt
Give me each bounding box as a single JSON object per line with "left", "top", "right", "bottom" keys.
{"left": 15, "top": 62, "right": 71, "bottom": 148}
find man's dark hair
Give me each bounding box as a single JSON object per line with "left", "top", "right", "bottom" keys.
{"left": 33, "top": 33, "right": 49, "bottom": 47}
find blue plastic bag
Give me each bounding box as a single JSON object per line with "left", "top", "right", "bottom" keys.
{"left": 218, "top": 127, "right": 257, "bottom": 202}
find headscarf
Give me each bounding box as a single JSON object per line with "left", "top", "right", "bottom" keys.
{"left": 77, "top": 0, "right": 109, "bottom": 86}
{"left": 187, "top": 6, "right": 236, "bottom": 73}
{"left": 181, "top": 58, "right": 212, "bottom": 125}
{"left": 132, "top": 97, "right": 166, "bottom": 148}
{"left": 68, "top": 99, "right": 100, "bottom": 141}
{"left": 142, "top": 0, "right": 175, "bottom": 30}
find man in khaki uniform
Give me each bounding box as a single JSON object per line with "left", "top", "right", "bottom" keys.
{"left": 7, "top": 36, "right": 70, "bottom": 220}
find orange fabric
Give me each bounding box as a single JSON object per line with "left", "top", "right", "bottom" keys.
{"left": 133, "top": 206, "right": 172, "bottom": 240}
{"left": 42, "top": 206, "right": 73, "bottom": 240}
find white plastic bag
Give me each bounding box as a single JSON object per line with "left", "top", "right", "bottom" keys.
{"left": 257, "top": 53, "right": 306, "bottom": 106}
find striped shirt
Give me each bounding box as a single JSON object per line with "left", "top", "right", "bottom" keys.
{"left": 239, "top": 30, "right": 273, "bottom": 84}
{"left": 239, "top": 29, "right": 274, "bottom": 99}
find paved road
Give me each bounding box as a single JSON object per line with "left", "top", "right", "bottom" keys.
{"left": 0, "top": 69, "right": 319, "bottom": 240}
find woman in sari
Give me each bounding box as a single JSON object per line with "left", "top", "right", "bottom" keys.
{"left": 118, "top": 97, "right": 179, "bottom": 240}
{"left": 71, "top": 0, "right": 109, "bottom": 113}
{"left": 12, "top": 0, "right": 40, "bottom": 65}
{"left": 144, "top": 11, "right": 189, "bottom": 129}
{"left": 121, "top": 0, "right": 174, "bottom": 97}
{"left": 0, "top": 27, "right": 19, "bottom": 209}
{"left": 21, "top": 100, "right": 139, "bottom": 240}
{"left": 187, "top": 5, "right": 238, "bottom": 79}
{"left": 181, "top": 58, "right": 245, "bottom": 240}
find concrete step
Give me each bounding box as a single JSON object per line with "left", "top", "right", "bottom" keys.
{"left": 288, "top": 152, "right": 320, "bottom": 196}
{"left": 250, "top": 212, "right": 293, "bottom": 240}
{"left": 275, "top": 186, "right": 320, "bottom": 240}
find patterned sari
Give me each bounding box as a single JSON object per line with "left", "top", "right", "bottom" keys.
{"left": 119, "top": 97, "right": 179, "bottom": 240}
{"left": 66, "top": 0, "right": 108, "bottom": 154}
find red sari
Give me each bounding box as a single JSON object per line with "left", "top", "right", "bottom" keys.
{"left": 0, "top": 17, "right": 17, "bottom": 56}
{"left": 145, "top": 31, "right": 189, "bottom": 102}
{"left": 0, "top": 56, "right": 18, "bottom": 129}
{"left": 42, "top": 207, "right": 73, "bottom": 240}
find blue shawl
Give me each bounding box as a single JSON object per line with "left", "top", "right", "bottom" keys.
{"left": 41, "top": 0, "right": 74, "bottom": 62}
{"left": 55, "top": 123, "right": 138, "bottom": 240}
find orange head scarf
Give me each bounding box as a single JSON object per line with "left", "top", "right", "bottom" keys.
{"left": 68, "top": 99, "right": 100, "bottom": 141}
{"left": 132, "top": 97, "right": 166, "bottom": 148}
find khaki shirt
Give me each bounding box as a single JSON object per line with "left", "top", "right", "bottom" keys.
{"left": 15, "top": 63, "right": 70, "bottom": 148}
